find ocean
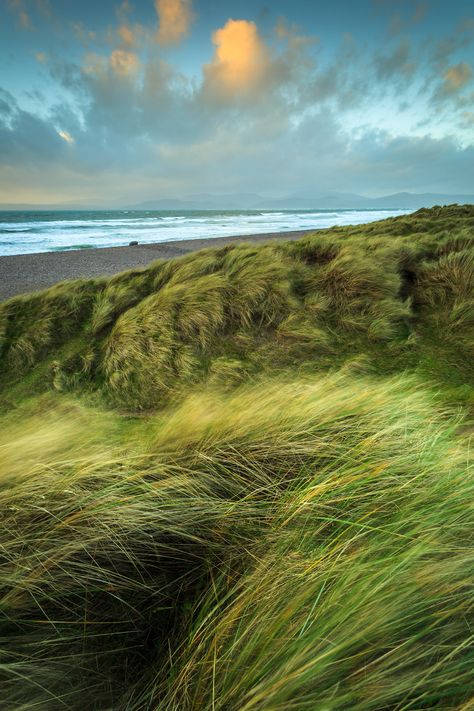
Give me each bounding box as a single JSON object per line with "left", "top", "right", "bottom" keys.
{"left": 0, "top": 208, "right": 412, "bottom": 256}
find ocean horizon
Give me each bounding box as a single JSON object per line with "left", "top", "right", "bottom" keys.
{"left": 0, "top": 208, "right": 412, "bottom": 256}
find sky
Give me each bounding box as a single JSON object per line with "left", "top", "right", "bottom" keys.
{"left": 0, "top": 0, "right": 473, "bottom": 205}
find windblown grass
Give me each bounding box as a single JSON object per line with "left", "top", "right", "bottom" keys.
{"left": 0, "top": 206, "right": 473, "bottom": 708}
{"left": 0, "top": 376, "right": 473, "bottom": 709}
{"left": 0, "top": 205, "right": 473, "bottom": 409}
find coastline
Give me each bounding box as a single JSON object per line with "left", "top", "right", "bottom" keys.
{"left": 0, "top": 229, "right": 315, "bottom": 302}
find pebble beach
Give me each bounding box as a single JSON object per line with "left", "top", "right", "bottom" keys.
{"left": 0, "top": 229, "right": 315, "bottom": 301}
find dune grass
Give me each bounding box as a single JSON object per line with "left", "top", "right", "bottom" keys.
{"left": 1, "top": 204, "right": 473, "bottom": 410}
{"left": 0, "top": 205, "right": 473, "bottom": 709}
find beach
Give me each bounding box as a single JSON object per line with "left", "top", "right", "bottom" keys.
{"left": 0, "top": 229, "right": 314, "bottom": 301}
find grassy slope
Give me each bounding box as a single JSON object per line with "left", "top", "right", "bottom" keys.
{"left": 0, "top": 205, "right": 473, "bottom": 709}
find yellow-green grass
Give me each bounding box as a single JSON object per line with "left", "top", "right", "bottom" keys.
{"left": 1, "top": 376, "right": 473, "bottom": 709}
{"left": 1, "top": 205, "right": 473, "bottom": 411}
{"left": 0, "top": 205, "right": 473, "bottom": 709}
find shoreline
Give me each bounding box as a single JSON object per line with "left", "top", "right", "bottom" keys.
{"left": 0, "top": 229, "right": 316, "bottom": 302}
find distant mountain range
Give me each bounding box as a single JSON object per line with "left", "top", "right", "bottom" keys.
{"left": 1, "top": 191, "right": 473, "bottom": 211}
{"left": 129, "top": 191, "right": 474, "bottom": 211}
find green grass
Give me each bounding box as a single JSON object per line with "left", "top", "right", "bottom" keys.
{"left": 0, "top": 205, "right": 473, "bottom": 709}
{"left": 1, "top": 205, "right": 473, "bottom": 411}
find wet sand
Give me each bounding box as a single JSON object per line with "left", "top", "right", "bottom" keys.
{"left": 0, "top": 229, "right": 315, "bottom": 302}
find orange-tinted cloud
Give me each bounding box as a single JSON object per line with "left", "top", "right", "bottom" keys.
{"left": 155, "top": 0, "right": 194, "bottom": 45}
{"left": 84, "top": 50, "right": 140, "bottom": 79}
{"left": 203, "top": 19, "right": 271, "bottom": 99}
{"left": 442, "top": 62, "right": 472, "bottom": 92}
{"left": 117, "top": 25, "right": 136, "bottom": 47}
{"left": 110, "top": 49, "right": 140, "bottom": 77}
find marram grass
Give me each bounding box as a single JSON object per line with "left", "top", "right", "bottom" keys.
{"left": 0, "top": 376, "right": 473, "bottom": 709}
{"left": 1, "top": 205, "right": 473, "bottom": 409}
{"left": 0, "top": 206, "right": 473, "bottom": 709}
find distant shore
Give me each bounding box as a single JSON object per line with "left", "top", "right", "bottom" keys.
{"left": 0, "top": 229, "right": 315, "bottom": 301}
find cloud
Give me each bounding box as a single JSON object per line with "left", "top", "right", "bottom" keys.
{"left": 202, "top": 19, "right": 272, "bottom": 100}
{"left": 274, "top": 17, "right": 315, "bottom": 51}
{"left": 71, "top": 49, "right": 194, "bottom": 146}
{"left": 431, "top": 32, "right": 474, "bottom": 70}
{"left": 442, "top": 62, "right": 472, "bottom": 93}
{"left": 109, "top": 49, "right": 140, "bottom": 77}
{"left": 34, "top": 0, "right": 53, "bottom": 20}
{"left": 155, "top": 0, "right": 194, "bottom": 46}
{"left": 460, "top": 110, "right": 474, "bottom": 128}
{"left": 412, "top": 3, "right": 428, "bottom": 24}
{"left": 389, "top": 13, "right": 403, "bottom": 36}
{"left": 57, "top": 129, "right": 74, "bottom": 144}
{"left": 386, "top": 2, "right": 428, "bottom": 36}
{"left": 81, "top": 48, "right": 140, "bottom": 82}
{"left": 0, "top": 90, "right": 67, "bottom": 166}
{"left": 72, "top": 22, "right": 97, "bottom": 46}
{"left": 8, "top": 0, "right": 32, "bottom": 29}
{"left": 431, "top": 61, "right": 473, "bottom": 106}
{"left": 2, "top": 83, "right": 474, "bottom": 203}
{"left": 459, "top": 18, "right": 474, "bottom": 33}
{"left": 306, "top": 34, "right": 368, "bottom": 109}
{"left": 375, "top": 40, "right": 416, "bottom": 81}
{"left": 117, "top": 25, "right": 136, "bottom": 48}
{"left": 109, "top": 110, "right": 474, "bottom": 198}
